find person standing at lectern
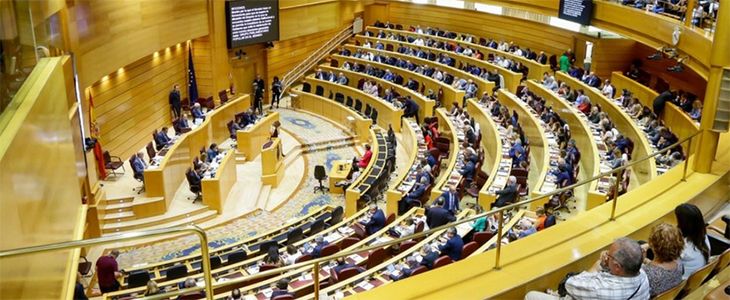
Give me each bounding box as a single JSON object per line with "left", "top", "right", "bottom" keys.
{"left": 169, "top": 84, "right": 181, "bottom": 119}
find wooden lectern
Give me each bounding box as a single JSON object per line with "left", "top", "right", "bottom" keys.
{"left": 261, "top": 138, "right": 284, "bottom": 187}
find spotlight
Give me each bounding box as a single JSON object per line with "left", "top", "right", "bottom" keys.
{"left": 647, "top": 51, "right": 663, "bottom": 61}
{"left": 667, "top": 64, "right": 683, "bottom": 72}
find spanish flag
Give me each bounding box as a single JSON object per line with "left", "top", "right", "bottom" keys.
{"left": 89, "top": 91, "right": 107, "bottom": 179}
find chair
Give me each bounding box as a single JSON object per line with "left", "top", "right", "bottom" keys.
{"left": 145, "top": 142, "right": 156, "bottom": 163}
{"left": 680, "top": 258, "right": 719, "bottom": 297}
{"left": 303, "top": 82, "right": 312, "bottom": 93}
{"left": 461, "top": 242, "right": 479, "bottom": 259}
{"left": 295, "top": 254, "right": 312, "bottom": 263}
{"left": 371, "top": 109, "right": 379, "bottom": 124}
{"left": 286, "top": 227, "right": 304, "bottom": 246}
{"left": 410, "top": 265, "right": 428, "bottom": 276}
{"left": 330, "top": 60, "right": 339, "bottom": 67}
{"left": 256, "top": 240, "right": 278, "bottom": 256}
{"left": 346, "top": 96, "right": 354, "bottom": 107}
{"left": 414, "top": 221, "right": 424, "bottom": 233}
{"left": 219, "top": 90, "right": 229, "bottom": 105}
{"left": 335, "top": 92, "right": 345, "bottom": 104}
{"left": 710, "top": 248, "right": 730, "bottom": 277}
{"left": 320, "top": 244, "right": 340, "bottom": 257}
{"left": 385, "top": 213, "right": 395, "bottom": 225}
{"left": 259, "top": 264, "right": 277, "bottom": 272}
{"left": 432, "top": 256, "right": 453, "bottom": 269}
{"left": 128, "top": 156, "right": 145, "bottom": 194}
{"left": 354, "top": 99, "right": 363, "bottom": 112}
{"left": 315, "top": 85, "right": 324, "bottom": 96}
{"left": 652, "top": 280, "right": 686, "bottom": 300}
{"left": 339, "top": 237, "right": 360, "bottom": 249}
{"left": 226, "top": 249, "right": 247, "bottom": 265}
{"left": 152, "top": 129, "right": 163, "bottom": 151}
{"left": 103, "top": 151, "right": 125, "bottom": 177}
{"left": 400, "top": 240, "right": 418, "bottom": 252}
{"left": 181, "top": 97, "right": 191, "bottom": 112}
{"left": 313, "top": 165, "right": 329, "bottom": 193}
{"left": 78, "top": 256, "right": 92, "bottom": 278}
{"left": 473, "top": 231, "right": 494, "bottom": 246}
{"left": 367, "top": 248, "right": 387, "bottom": 269}
{"left": 337, "top": 267, "right": 362, "bottom": 281}
{"left": 185, "top": 168, "right": 202, "bottom": 202}
{"left": 308, "top": 218, "right": 325, "bottom": 235}
{"left": 126, "top": 270, "right": 150, "bottom": 288}
{"left": 327, "top": 206, "right": 344, "bottom": 226}
{"left": 271, "top": 295, "right": 295, "bottom": 300}
{"left": 164, "top": 264, "right": 188, "bottom": 281}
{"left": 364, "top": 104, "right": 372, "bottom": 117}
{"left": 209, "top": 256, "right": 223, "bottom": 270}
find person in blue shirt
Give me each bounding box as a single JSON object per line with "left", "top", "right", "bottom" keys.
{"left": 206, "top": 143, "right": 219, "bottom": 163}
{"left": 419, "top": 244, "right": 440, "bottom": 269}
{"left": 131, "top": 152, "right": 147, "bottom": 182}
{"left": 361, "top": 204, "right": 386, "bottom": 235}
{"left": 438, "top": 227, "right": 464, "bottom": 261}
{"left": 399, "top": 176, "right": 429, "bottom": 214}
{"left": 556, "top": 163, "right": 573, "bottom": 188}
{"left": 310, "top": 235, "right": 329, "bottom": 258}
{"left": 269, "top": 279, "right": 293, "bottom": 299}
{"left": 426, "top": 152, "right": 437, "bottom": 168}
{"left": 154, "top": 127, "right": 172, "bottom": 150}
{"left": 459, "top": 154, "right": 476, "bottom": 185}
{"left": 509, "top": 140, "right": 524, "bottom": 160}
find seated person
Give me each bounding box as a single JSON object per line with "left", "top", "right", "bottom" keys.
{"left": 357, "top": 144, "right": 373, "bottom": 168}
{"left": 525, "top": 238, "right": 650, "bottom": 300}
{"left": 492, "top": 176, "right": 518, "bottom": 209}
{"left": 509, "top": 218, "right": 537, "bottom": 240}
{"left": 132, "top": 152, "right": 147, "bottom": 181}
{"left": 309, "top": 236, "right": 329, "bottom": 258}
{"left": 426, "top": 200, "right": 456, "bottom": 229}
{"left": 177, "top": 278, "right": 205, "bottom": 300}
{"left": 438, "top": 227, "right": 464, "bottom": 261}
{"left": 283, "top": 245, "right": 303, "bottom": 266}
{"left": 641, "top": 223, "right": 684, "bottom": 297}
{"left": 390, "top": 256, "right": 420, "bottom": 281}
{"left": 360, "top": 204, "right": 386, "bottom": 235}
{"left": 191, "top": 103, "right": 205, "bottom": 122}
{"left": 418, "top": 244, "right": 440, "bottom": 269}
{"left": 399, "top": 176, "right": 429, "bottom": 214}
{"left": 270, "top": 279, "right": 293, "bottom": 299}
{"left": 176, "top": 114, "right": 191, "bottom": 130}
{"left": 535, "top": 208, "right": 548, "bottom": 231}
{"left": 402, "top": 96, "right": 420, "bottom": 123}
{"left": 334, "top": 164, "right": 361, "bottom": 193}
{"left": 333, "top": 257, "right": 365, "bottom": 275}
{"left": 459, "top": 154, "right": 476, "bottom": 185}
{"left": 206, "top": 144, "right": 220, "bottom": 163}
{"left": 393, "top": 218, "right": 416, "bottom": 237}
{"left": 261, "top": 247, "right": 284, "bottom": 267}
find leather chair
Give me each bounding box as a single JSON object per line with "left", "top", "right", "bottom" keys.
{"left": 164, "top": 264, "right": 188, "bottom": 281}
{"left": 103, "top": 151, "right": 125, "bottom": 177}
{"left": 308, "top": 218, "right": 325, "bottom": 236}
{"left": 337, "top": 266, "right": 362, "bottom": 281}
{"left": 461, "top": 241, "right": 479, "bottom": 259}
{"left": 226, "top": 249, "right": 247, "bottom": 265}
{"left": 145, "top": 142, "right": 156, "bottom": 163}
{"left": 271, "top": 295, "right": 294, "bottom": 300}
{"left": 339, "top": 237, "right": 360, "bottom": 250}
{"left": 313, "top": 165, "right": 329, "bottom": 193}
{"left": 367, "top": 248, "right": 387, "bottom": 269}
{"left": 209, "top": 256, "right": 223, "bottom": 270}
{"left": 126, "top": 270, "right": 150, "bottom": 288}
{"left": 400, "top": 240, "right": 418, "bottom": 252}
{"left": 433, "top": 256, "right": 453, "bottom": 269}
{"left": 410, "top": 265, "right": 428, "bottom": 276}
{"left": 315, "top": 85, "right": 324, "bottom": 96}
{"left": 295, "top": 254, "right": 312, "bottom": 263}
{"left": 219, "top": 90, "right": 229, "bottom": 105}
{"left": 385, "top": 213, "right": 395, "bottom": 226}
{"left": 286, "top": 227, "right": 304, "bottom": 246}
{"left": 328, "top": 206, "right": 344, "bottom": 226}
{"left": 185, "top": 168, "right": 202, "bottom": 202}
{"left": 319, "top": 244, "right": 340, "bottom": 257}
{"left": 473, "top": 231, "right": 494, "bottom": 246}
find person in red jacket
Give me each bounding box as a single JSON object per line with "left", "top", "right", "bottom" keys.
{"left": 357, "top": 144, "right": 372, "bottom": 168}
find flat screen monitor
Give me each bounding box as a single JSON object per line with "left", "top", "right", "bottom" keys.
{"left": 225, "top": 0, "right": 279, "bottom": 48}
{"left": 558, "top": 0, "right": 594, "bottom": 26}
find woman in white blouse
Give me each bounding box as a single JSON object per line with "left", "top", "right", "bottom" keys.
{"left": 674, "top": 203, "right": 711, "bottom": 279}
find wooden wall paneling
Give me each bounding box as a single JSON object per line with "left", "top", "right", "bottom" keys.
{"left": 630, "top": 43, "right": 707, "bottom": 100}
{"left": 0, "top": 57, "right": 84, "bottom": 299}
{"left": 364, "top": 2, "right": 389, "bottom": 26}
{"left": 89, "top": 45, "right": 186, "bottom": 160}
{"left": 193, "top": 37, "right": 214, "bottom": 99}
{"left": 383, "top": 2, "right": 574, "bottom": 57}
{"left": 280, "top": 2, "right": 341, "bottom": 41}
{"left": 590, "top": 38, "right": 637, "bottom": 81}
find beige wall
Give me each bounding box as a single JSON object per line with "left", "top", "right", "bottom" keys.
{"left": 0, "top": 57, "right": 84, "bottom": 299}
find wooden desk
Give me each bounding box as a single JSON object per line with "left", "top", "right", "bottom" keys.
{"left": 366, "top": 25, "right": 551, "bottom": 82}
{"left": 307, "top": 75, "right": 403, "bottom": 132}
{"left": 236, "top": 111, "right": 279, "bottom": 161}
{"left": 356, "top": 32, "right": 517, "bottom": 93}
{"left": 556, "top": 72, "right": 657, "bottom": 184}
{"left": 261, "top": 137, "right": 284, "bottom": 187}
{"left": 201, "top": 150, "right": 237, "bottom": 213}
{"left": 318, "top": 64, "right": 435, "bottom": 121}
{"left": 329, "top": 160, "right": 352, "bottom": 194}
{"left": 143, "top": 95, "right": 250, "bottom": 216}
{"left": 429, "top": 108, "right": 460, "bottom": 201}
{"left": 289, "top": 88, "right": 372, "bottom": 142}
{"left": 330, "top": 54, "right": 465, "bottom": 109}
{"left": 467, "top": 99, "right": 511, "bottom": 210}
{"left": 385, "top": 119, "right": 422, "bottom": 216}
{"left": 526, "top": 81, "right": 606, "bottom": 208}
{"left": 611, "top": 71, "right": 700, "bottom": 154}
{"left": 351, "top": 36, "right": 497, "bottom": 96}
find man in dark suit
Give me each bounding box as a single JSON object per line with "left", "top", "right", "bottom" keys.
{"left": 402, "top": 96, "right": 420, "bottom": 123}
{"left": 399, "top": 176, "right": 429, "bottom": 214}
{"left": 310, "top": 236, "right": 329, "bottom": 258}
{"left": 362, "top": 204, "right": 386, "bottom": 235}
{"left": 536, "top": 51, "right": 548, "bottom": 64}
{"left": 438, "top": 186, "right": 459, "bottom": 216}
{"left": 191, "top": 103, "right": 205, "bottom": 122}
{"left": 131, "top": 152, "right": 147, "bottom": 182}
{"left": 333, "top": 257, "right": 365, "bottom": 275}
{"left": 492, "top": 176, "right": 518, "bottom": 208}
{"left": 154, "top": 127, "right": 172, "bottom": 150}
{"left": 270, "top": 279, "right": 292, "bottom": 299}
{"left": 438, "top": 227, "right": 464, "bottom": 261}
{"left": 419, "top": 244, "right": 440, "bottom": 269}
{"left": 426, "top": 200, "right": 456, "bottom": 229}
{"left": 169, "top": 84, "right": 181, "bottom": 118}
{"left": 459, "top": 154, "right": 476, "bottom": 185}
{"left": 390, "top": 256, "right": 419, "bottom": 281}
{"left": 186, "top": 167, "right": 201, "bottom": 188}
{"left": 206, "top": 143, "right": 219, "bottom": 163}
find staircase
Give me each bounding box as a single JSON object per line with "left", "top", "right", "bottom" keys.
{"left": 281, "top": 24, "right": 354, "bottom": 93}
{"left": 97, "top": 196, "right": 217, "bottom": 235}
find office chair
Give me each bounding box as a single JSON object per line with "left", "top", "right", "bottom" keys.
{"left": 129, "top": 155, "right": 145, "bottom": 194}
{"left": 126, "top": 270, "right": 150, "bottom": 288}
{"left": 219, "top": 90, "right": 229, "bottom": 105}
{"left": 185, "top": 168, "right": 202, "bottom": 202}
{"left": 313, "top": 165, "right": 329, "bottom": 193}
{"left": 103, "top": 151, "right": 125, "bottom": 177}
{"left": 164, "top": 264, "right": 188, "bottom": 281}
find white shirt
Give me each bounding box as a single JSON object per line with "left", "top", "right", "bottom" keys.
{"left": 602, "top": 85, "right": 614, "bottom": 98}
{"left": 680, "top": 236, "right": 710, "bottom": 279}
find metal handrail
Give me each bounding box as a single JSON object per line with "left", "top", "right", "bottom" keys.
{"left": 1, "top": 129, "right": 701, "bottom": 300}
{"left": 0, "top": 225, "right": 215, "bottom": 299}
{"left": 195, "top": 129, "right": 703, "bottom": 299}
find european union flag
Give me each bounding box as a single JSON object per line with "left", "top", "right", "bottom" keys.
{"left": 188, "top": 44, "right": 199, "bottom": 103}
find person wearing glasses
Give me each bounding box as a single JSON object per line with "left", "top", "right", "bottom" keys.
{"left": 525, "top": 237, "right": 650, "bottom": 299}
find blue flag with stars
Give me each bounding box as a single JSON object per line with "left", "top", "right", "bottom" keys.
{"left": 188, "top": 44, "right": 199, "bottom": 103}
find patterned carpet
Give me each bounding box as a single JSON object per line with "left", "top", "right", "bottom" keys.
{"left": 114, "top": 109, "right": 354, "bottom": 269}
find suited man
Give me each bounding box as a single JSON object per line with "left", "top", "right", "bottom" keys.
{"left": 206, "top": 143, "right": 219, "bottom": 163}
{"left": 154, "top": 127, "right": 172, "bottom": 150}
{"left": 419, "top": 244, "right": 440, "bottom": 269}
{"left": 187, "top": 167, "right": 201, "bottom": 187}
{"left": 402, "top": 96, "right": 420, "bottom": 123}
{"left": 399, "top": 176, "right": 429, "bottom": 214}
{"left": 438, "top": 186, "right": 459, "bottom": 215}
{"left": 361, "top": 204, "right": 386, "bottom": 235}
{"left": 132, "top": 152, "right": 147, "bottom": 182}
{"left": 492, "top": 176, "right": 518, "bottom": 208}
{"left": 175, "top": 114, "right": 190, "bottom": 130}
{"left": 169, "top": 84, "right": 182, "bottom": 118}
{"left": 438, "top": 227, "right": 464, "bottom": 261}
{"left": 536, "top": 51, "right": 548, "bottom": 64}
{"left": 426, "top": 200, "right": 456, "bottom": 229}
{"left": 310, "top": 236, "right": 329, "bottom": 258}
{"left": 390, "top": 256, "right": 419, "bottom": 281}
{"left": 333, "top": 257, "right": 364, "bottom": 275}
{"left": 459, "top": 154, "right": 476, "bottom": 185}
{"left": 582, "top": 72, "right": 600, "bottom": 88}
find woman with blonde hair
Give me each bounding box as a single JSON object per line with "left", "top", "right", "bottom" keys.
{"left": 144, "top": 280, "right": 161, "bottom": 296}
{"left": 641, "top": 223, "right": 684, "bottom": 297}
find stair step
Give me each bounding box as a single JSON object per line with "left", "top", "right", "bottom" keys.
{"left": 102, "top": 201, "right": 134, "bottom": 212}
{"left": 101, "top": 206, "right": 211, "bottom": 233}
{"left": 103, "top": 210, "right": 218, "bottom": 235}
{"left": 100, "top": 196, "right": 134, "bottom": 206}
{"left": 101, "top": 211, "right": 135, "bottom": 220}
